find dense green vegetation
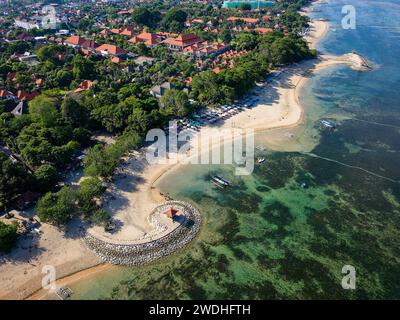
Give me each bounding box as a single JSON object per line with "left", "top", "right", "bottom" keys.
{"left": 191, "top": 32, "right": 316, "bottom": 106}
{"left": 36, "top": 177, "right": 107, "bottom": 226}
{"left": 0, "top": 153, "right": 32, "bottom": 210}
{"left": 0, "top": 220, "right": 19, "bottom": 253}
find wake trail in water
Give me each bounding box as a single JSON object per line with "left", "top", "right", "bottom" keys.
{"left": 298, "top": 152, "right": 400, "bottom": 184}
{"left": 352, "top": 118, "right": 400, "bottom": 129}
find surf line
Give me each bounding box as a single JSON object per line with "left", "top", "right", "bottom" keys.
{"left": 298, "top": 152, "right": 400, "bottom": 184}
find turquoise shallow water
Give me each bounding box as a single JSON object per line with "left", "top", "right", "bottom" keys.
{"left": 70, "top": 0, "right": 400, "bottom": 299}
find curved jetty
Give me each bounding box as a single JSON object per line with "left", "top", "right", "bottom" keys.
{"left": 84, "top": 201, "right": 201, "bottom": 266}
{"left": 319, "top": 52, "right": 373, "bottom": 72}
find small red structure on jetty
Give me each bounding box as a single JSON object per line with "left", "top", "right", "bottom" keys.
{"left": 164, "top": 207, "right": 179, "bottom": 219}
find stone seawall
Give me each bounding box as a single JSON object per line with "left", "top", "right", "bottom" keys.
{"left": 84, "top": 201, "right": 201, "bottom": 266}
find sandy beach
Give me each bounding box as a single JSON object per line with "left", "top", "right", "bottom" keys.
{"left": 0, "top": 9, "right": 370, "bottom": 300}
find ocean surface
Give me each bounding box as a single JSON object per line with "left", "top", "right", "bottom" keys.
{"left": 70, "top": 0, "right": 400, "bottom": 299}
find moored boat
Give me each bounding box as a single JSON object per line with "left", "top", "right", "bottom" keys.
{"left": 211, "top": 175, "right": 231, "bottom": 188}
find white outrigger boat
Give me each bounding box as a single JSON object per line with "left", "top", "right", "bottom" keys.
{"left": 211, "top": 175, "right": 231, "bottom": 188}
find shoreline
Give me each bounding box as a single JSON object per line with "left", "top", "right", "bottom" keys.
{"left": 2, "top": 5, "right": 367, "bottom": 300}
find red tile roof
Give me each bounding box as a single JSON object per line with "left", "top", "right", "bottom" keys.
{"left": 110, "top": 57, "right": 123, "bottom": 63}
{"left": 120, "top": 28, "right": 135, "bottom": 37}
{"left": 74, "top": 80, "right": 94, "bottom": 93}
{"left": 227, "top": 17, "right": 260, "bottom": 24}
{"left": 16, "top": 90, "right": 40, "bottom": 101}
{"left": 81, "top": 39, "right": 98, "bottom": 49}
{"left": 100, "top": 29, "right": 111, "bottom": 35}
{"left": 65, "top": 35, "right": 86, "bottom": 46}
{"left": 111, "top": 28, "right": 121, "bottom": 34}
{"left": 128, "top": 32, "right": 161, "bottom": 46}
{"left": 164, "top": 207, "right": 179, "bottom": 219}
{"left": 163, "top": 33, "right": 202, "bottom": 48}
{"left": 212, "top": 67, "right": 221, "bottom": 73}
{"left": 255, "top": 27, "right": 273, "bottom": 34}
{"left": 95, "top": 44, "right": 126, "bottom": 55}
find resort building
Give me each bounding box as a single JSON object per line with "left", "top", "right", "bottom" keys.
{"left": 128, "top": 32, "right": 162, "bottom": 47}
{"left": 120, "top": 26, "right": 139, "bottom": 37}
{"left": 255, "top": 27, "right": 273, "bottom": 33}
{"left": 65, "top": 36, "right": 98, "bottom": 51}
{"left": 95, "top": 44, "right": 126, "bottom": 57}
{"left": 183, "top": 41, "right": 230, "bottom": 58}
{"left": 163, "top": 34, "right": 203, "bottom": 51}
{"left": 226, "top": 16, "right": 260, "bottom": 24}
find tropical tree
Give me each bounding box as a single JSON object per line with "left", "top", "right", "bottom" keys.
{"left": 34, "top": 164, "right": 59, "bottom": 192}
{"left": 0, "top": 221, "right": 19, "bottom": 253}
{"left": 36, "top": 186, "right": 78, "bottom": 226}
{"left": 161, "top": 90, "right": 191, "bottom": 117}
{"left": 61, "top": 96, "right": 88, "bottom": 127}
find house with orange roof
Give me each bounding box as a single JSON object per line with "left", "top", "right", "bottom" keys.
{"left": 212, "top": 67, "right": 221, "bottom": 73}
{"left": 64, "top": 35, "right": 86, "bottom": 47}
{"left": 110, "top": 57, "right": 124, "bottom": 64}
{"left": 74, "top": 80, "right": 94, "bottom": 93}
{"left": 163, "top": 33, "right": 203, "bottom": 51}
{"left": 80, "top": 48, "right": 92, "bottom": 57}
{"left": 183, "top": 41, "right": 230, "bottom": 58}
{"left": 16, "top": 90, "right": 40, "bottom": 101}
{"left": 65, "top": 36, "right": 98, "bottom": 51}
{"left": 111, "top": 28, "right": 121, "bottom": 35}
{"left": 128, "top": 32, "right": 161, "bottom": 47}
{"left": 95, "top": 44, "right": 126, "bottom": 57}
{"left": 100, "top": 29, "right": 112, "bottom": 36}
{"left": 226, "top": 17, "right": 260, "bottom": 25}
{"left": 120, "top": 26, "right": 137, "bottom": 37}
{"left": 255, "top": 27, "right": 273, "bottom": 34}
{"left": 81, "top": 39, "right": 98, "bottom": 51}
{"left": 185, "top": 18, "right": 205, "bottom": 27}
